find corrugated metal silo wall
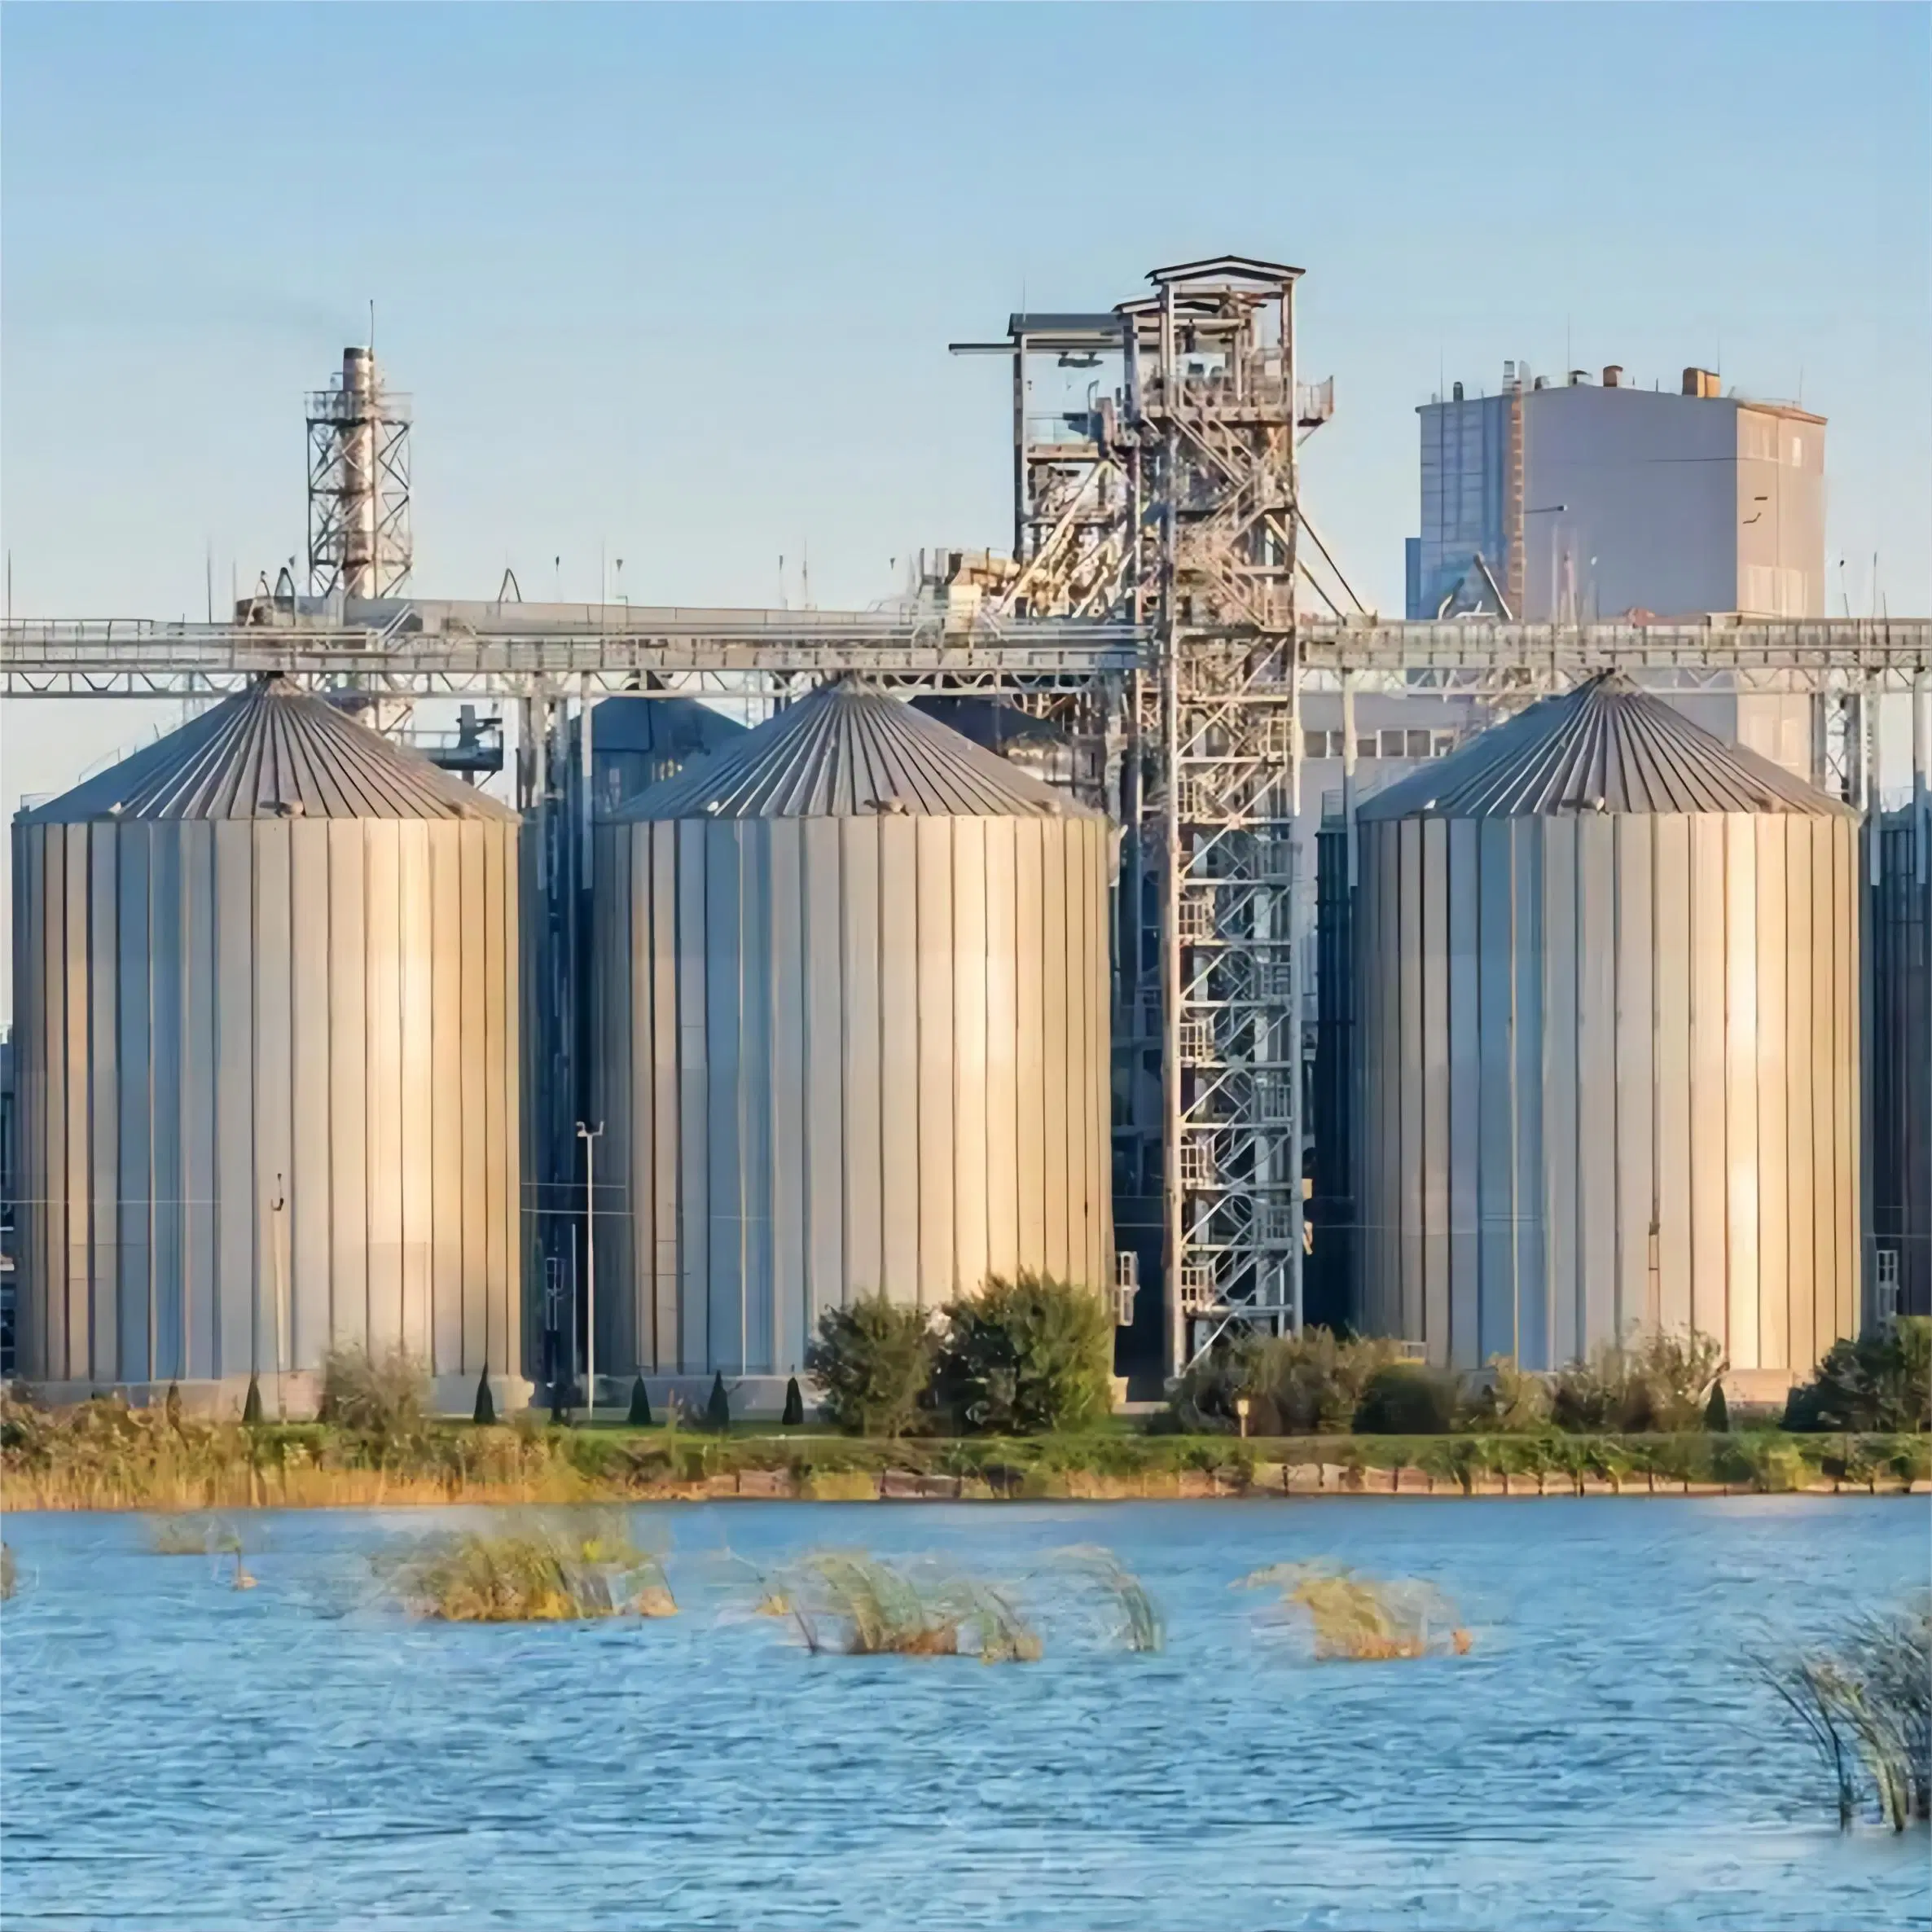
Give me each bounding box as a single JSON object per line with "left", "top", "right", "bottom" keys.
{"left": 590, "top": 814, "right": 1114, "bottom": 1376}
{"left": 1868, "top": 817, "right": 1931, "bottom": 1317}
{"left": 1351, "top": 812, "right": 1861, "bottom": 1373}
{"left": 11, "top": 815, "right": 522, "bottom": 1396}
{"left": 1308, "top": 823, "right": 1355, "bottom": 1330}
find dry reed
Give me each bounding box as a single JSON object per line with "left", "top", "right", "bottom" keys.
{"left": 779, "top": 1551, "right": 1041, "bottom": 1662}
{"left": 375, "top": 1511, "right": 675, "bottom": 1623}
{"left": 1241, "top": 1561, "right": 1471, "bottom": 1661}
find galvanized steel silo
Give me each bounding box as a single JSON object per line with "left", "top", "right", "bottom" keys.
{"left": 1350, "top": 675, "right": 1860, "bottom": 1385}
{"left": 590, "top": 681, "right": 1114, "bottom": 1385}
{"left": 10, "top": 676, "right": 524, "bottom": 1412}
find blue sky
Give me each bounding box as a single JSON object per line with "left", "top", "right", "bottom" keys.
{"left": 2, "top": 1, "right": 1928, "bottom": 928}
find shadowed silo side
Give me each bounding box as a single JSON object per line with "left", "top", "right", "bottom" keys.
{"left": 1868, "top": 810, "right": 1931, "bottom": 1319}
{"left": 590, "top": 681, "right": 1114, "bottom": 1385}
{"left": 10, "top": 677, "right": 523, "bottom": 1412}
{"left": 520, "top": 692, "right": 748, "bottom": 1381}
{"left": 1351, "top": 674, "right": 1860, "bottom": 1388}
{"left": 1307, "top": 816, "right": 1357, "bottom": 1334}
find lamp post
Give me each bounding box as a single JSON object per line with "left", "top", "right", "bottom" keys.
{"left": 576, "top": 1121, "right": 604, "bottom": 1421}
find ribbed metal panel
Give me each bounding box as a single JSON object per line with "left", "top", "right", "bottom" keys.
{"left": 1350, "top": 682, "right": 1860, "bottom": 1381}
{"left": 20, "top": 676, "right": 513, "bottom": 824}
{"left": 1868, "top": 810, "right": 1931, "bottom": 1318}
{"left": 1360, "top": 674, "right": 1846, "bottom": 821}
{"left": 615, "top": 681, "right": 1098, "bottom": 823}
{"left": 11, "top": 683, "right": 522, "bottom": 1410}
{"left": 591, "top": 684, "right": 1113, "bottom": 1377}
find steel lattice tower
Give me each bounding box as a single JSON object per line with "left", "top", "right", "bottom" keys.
{"left": 306, "top": 346, "right": 414, "bottom": 598}
{"left": 952, "top": 256, "right": 1340, "bottom": 1374}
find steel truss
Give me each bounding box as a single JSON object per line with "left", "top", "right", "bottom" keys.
{"left": 306, "top": 361, "right": 413, "bottom": 598}
{"left": 0, "top": 614, "right": 1143, "bottom": 697}
{"left": 1126, "top": 260, "right": 1333, "bottom": 1371}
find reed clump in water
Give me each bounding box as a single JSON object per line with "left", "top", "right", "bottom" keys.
{"left": 1241, "top": 1561, "right": 1471, "bottom": 1661}
{"left": 376, "top": 1511, "right": 675, "bottom": 1623}
{"left": 779, "top": 1551, "right": 1041, "bottom": 1662}
{"left": 1047, "top": 1545, "right": 1165, "bottom": 1653}
{"left": 1758, "top": 1596, "right": 1931, "bottom": 1831}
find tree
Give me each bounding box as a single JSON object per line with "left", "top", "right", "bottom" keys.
{"left": 806, "top": 1300, "right": 937, "bottom": 1438}
{"left": 937, "top": 1273, "right": 1114, "bottom": 1435}
{"left": 627, "top": 1377, "right": 653, "bottom": 1427}
{"left": 781, "top": 1376, "right": 806, "bottom": 1427}
{"left": 705, "top": 1372, "right": 732, "bottom": 1432}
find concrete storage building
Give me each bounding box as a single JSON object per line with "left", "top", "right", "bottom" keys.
{"left": 9, "top": 677, "right": 525, "bottom": 1412}
{"left": 1407, "top": 362, "right": 1826, "bottom": 626}
{"left": 1348, "top": 675, "right": 1861, "bottom": 1393}
{"left": 589, "top": 680, "right": 1114, "bottom": 1397}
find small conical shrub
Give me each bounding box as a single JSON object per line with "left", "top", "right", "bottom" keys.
{"left": 1704, "top": 1381, "right": 1730, "bottom": 1433}
{"left": 164, "top": 1381, "right": 182, "bottom": 1428}
{"left": 627, "top": 1377, "right": 653, "bottom": 1427}
{"left": 781, "top": 1375, "right": 805, "bottom": 1426}
{"left": 705, "top": 1372, "right": 731, "bottom": 1432}
{"left": 550, "top": 1379, "right": 570, "bottom": 1426}
{"left": 241, "top": 1375, "right": 263, "bottom": 1425}
{"left": 472, "top": 1371, "right": 497, "bottom": 1426}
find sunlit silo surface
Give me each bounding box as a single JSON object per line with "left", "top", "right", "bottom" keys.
{"left": 1868, "top": 810, "right": 1931, "bottom": 1319}
{"left": 10, "top": 677, "right": 523, "bottom": 1408}
{"left": 1350, "top": 674, "right": 1860, "bottom": 1384}
{"left": 590, "top": 680, "right": 1114, "bottom": 1381}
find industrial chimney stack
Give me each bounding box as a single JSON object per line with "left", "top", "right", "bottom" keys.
{"left": 305, "top": 342, "right": 413, "bottom": 599}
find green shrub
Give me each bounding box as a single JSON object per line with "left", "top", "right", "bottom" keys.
{"left": 626, "top": 1377, "right": 653, "bottom": 1427}
{"left": 1552, "top": 1328, "right": 1725, "bottom": 1434}
{"left": 1170, "top": 1327, "right": 1412, "bottom": 1435}
{"left": 472, "top": 1372, "right": 496, "bottom": 1427}
{"left": 1642, "top": 1329, "right": 1728, "bottom": 1430}
{"left": 705, "top": 1373, "right": 732, "bottom": 1432}
{"left": 1705, "top": 1382, "right": 1730, "bottom": 1432}
{"left": 938, "top": 1273, "right": 1113, "bottom": 1434}
{"left": 318, "top": 1346, "right": 430, "bottom": 1447}
{"left": 1466, "top": 1356, "right": 1552, "bottom": 1432}
{"left": 1785, "top": 1319, "right": 1931, "bottom": 1434}
{"left": 1353, "top": 1364, "right": 1458, "bottom": 1435}
{"left": 806, "top": 1298, "right": 937, "bottom": 1438}
{"left": 780, "top": 1377, "right": 806, "bottom": 1427}
{"left": 1166, "top": 1334, "right": 1264, "bottom": 1433}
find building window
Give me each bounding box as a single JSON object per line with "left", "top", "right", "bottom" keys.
{"left": 1358, "top": 735, "right": 1378, "bottom": 762}
{"left": 1380, "top": 729, "right": 1406, "bottom": 758}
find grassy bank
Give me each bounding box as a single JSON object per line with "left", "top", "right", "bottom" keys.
{"left": 3, "top": 1395, "right": 1925, "bottom": 1510}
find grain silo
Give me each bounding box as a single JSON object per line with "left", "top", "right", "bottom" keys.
{"left": 10, "top": 675, "right": 524, "bottom": 1412}
{"left": 1350, "top": 674, "right": 1860, "bottom": 1389}
{"left": 589, "top": 679, "right": 1114, "bottom": 1391}
{"left": 1867, "top": 808, "right": 1930, "bottom": 1320}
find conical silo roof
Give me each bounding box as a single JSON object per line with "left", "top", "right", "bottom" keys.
{"left": 18, "top": 675, "right": 515, "bottom": 823}
{"left": 612, "top": 680, "right": 1100, "bottom": 820}
{"left": 1358, "top": 674, "right": 1855, "bottom": 822}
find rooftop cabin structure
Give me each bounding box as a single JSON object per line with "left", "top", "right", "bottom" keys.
{"left": 1408, "top": 363, "right": 1825, "bottom": 626}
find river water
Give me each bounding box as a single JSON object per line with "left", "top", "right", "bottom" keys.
{"left": 2, "top": 1497, "right": 1925, "bottom": 1930}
